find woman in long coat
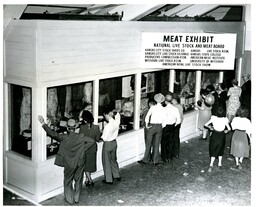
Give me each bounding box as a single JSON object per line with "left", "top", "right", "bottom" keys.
{"left": 79, "top": 110, "right": 100, "bottom": 187}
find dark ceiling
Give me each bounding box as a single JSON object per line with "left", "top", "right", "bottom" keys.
{"left": 19, "top": 4, "right": 244, "bottom": 22}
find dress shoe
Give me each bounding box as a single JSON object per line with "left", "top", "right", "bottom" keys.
{"left": 114, "top": 177, "right": 121, "bottom": 182}
{"left": 199, "top": 137, "right": 207, "bottom": 141}
{"left": 208, "top": 166, "right": 213, "bottom": 173}
{"left": 138, "top": 160, "right": 147, "bottom": 164}
{"left": 85, "top": 181, "right": 90, "bottom": 188}
{"left": 218, "top": 165, "right": 223, "bottom": 170}
{"left": 89, "top": 182, "right": 94, "bottom": 187}
{"left": 173, "top": 155, "right": 179, "bottom": 159}
{"left": 153, "top": 163, "right": 159, "bottom": 166}
{"left": 64, "top": 198, "right": 74, "bottom": 205}
{"left": 102, "top": 180, "right": 113, "bottom": 185}
{"left": 167, "top": 159, "right": 172, "bottom": 163}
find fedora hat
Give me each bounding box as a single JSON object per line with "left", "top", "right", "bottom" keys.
{"left": 67, "top": 119, "right": 79, "bottom": 128}
{"left": 154, "top": 93, "right": 165, "bottom": 103}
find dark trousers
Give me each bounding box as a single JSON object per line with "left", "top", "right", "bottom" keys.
{"left": 173, "top": 124, "right": 181, "bottom": 157}
{"left": 161, "top": 124, "right": 175, "bottom": 160}
{"left": 142, "top": 124, "right": 162, "bottom": 164}
{"left": 102, "top": 140, "right": 120, "bottom": 182}
{"left": 64, "top": 163, "right": 85, "bottom": 204}
{"left": 144, "top": 128, "right": 154, "bottom": 160}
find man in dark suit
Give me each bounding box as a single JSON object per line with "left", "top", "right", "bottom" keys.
{"left": 38, "top": 115, "right": 95, "bottom": 204}
{"left": 240, "top": 73, "right": 251, "bottom": 119}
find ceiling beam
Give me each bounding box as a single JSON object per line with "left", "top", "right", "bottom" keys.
{"left": 174, "top": 4, "right": 219, "bottom": 17}
{"left": 81, "top": 4, "right": 122, "bottom": 14}
{"left": 159, "top": 4, "right": 193, "bottom": 16}
{"left": 103, "top": 4, "right": 166, "bottom": 21}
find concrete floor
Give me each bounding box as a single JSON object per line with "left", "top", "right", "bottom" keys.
{"left": 3, "top": 132, "right": 252, "bottom": 206}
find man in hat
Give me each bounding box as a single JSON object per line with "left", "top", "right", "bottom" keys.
{"left": 38, "top": 116, "right": 95, "bottom": 204}
{"left": 240, "top": 73, "right": 251, "bottom": 119}
{"left": 138, "top": 93, "right": 166, "bottom": 165}
{"left": 161, "top": 92, "right": 181, "bottom": 162}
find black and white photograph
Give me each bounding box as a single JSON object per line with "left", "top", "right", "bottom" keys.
{"left": 1, "top": 0, "right": 254, "bottom": 206}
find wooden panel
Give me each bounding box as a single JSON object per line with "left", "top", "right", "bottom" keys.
{"left": 6, "top": 68, "right": 34, "bottom": 82}
{"left": 36, "top": 21, "right": 244, "bottom": 86}
{"left": 4, "top": 116, "right": 196, "bottom": 202}
{"left": 6, "top": 157, "right": 35, "bottom": 194}
{"left": 4, "top": 23, "right": 36, "bottom": 83}
{"left": 39, "top": 161, "right": 63, "bottom": 195}
{"left": 180, "top": 110, "right": 198, "bottom": 139}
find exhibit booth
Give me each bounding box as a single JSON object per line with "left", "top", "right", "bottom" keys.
{"left": 3, "top": 18, "right": 246, "bottom": 202}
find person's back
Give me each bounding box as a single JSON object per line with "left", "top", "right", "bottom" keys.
{"left": 230, "top": 106, "right": 251, "bottom": 169}
{"left": 228, "top": 86, "right": 241, "bottom": 98}
{"left": 60, "top": 132, "right": 88, "bottom": 167}
{"left": 164, "top": 103, "right": 181, "bottom": 125}
{"left": 139, "top": 93, "right": 166, "bottom": 165}
{"left": 79, "top": 110, "right": 101, "bottom": 188}
{"left": 80, "top": 123, "right": 100, "bottom": 153}
{"left": 38, "top": 116, "right": 95, "bottom": 204}
{"left": 43, "top": 125, "right": 93, "bottom": 169}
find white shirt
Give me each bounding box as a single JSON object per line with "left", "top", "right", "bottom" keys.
{"left": 205, "top": 116, "right": 230, "bottom": 132}
{"left": 145, "top": 103, "right": 166, "bottom": 127}
{"left": 175, "top": 104, "right": 184, "bottom": 123}
{"left": 231, "top": 117, "right": 251, "bottom": 138}
{"left": 101, "top": 113, "right": 121, "bottom": 142}
{"left": 164, "top": 103, "right": 181, "bottom": 126}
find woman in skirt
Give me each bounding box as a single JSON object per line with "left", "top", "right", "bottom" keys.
{"left": 79, "top": 110, "right": 101, "bottom": 187}
{"left": 230, "top": 106, "right": 251, "bottom": 169}
{"left": 204, "top": 106, "right": 231, "bottom": 172}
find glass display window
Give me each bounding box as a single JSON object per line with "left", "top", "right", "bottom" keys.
{"left": 46, "top": 81, "right": 93, "bottom": 157}
{"left": 99, "top": 75, "right": 135, "bottom": 133}
{"left": 10, "top": 84, "right": 32, "bottom": 158}
{"left": 201, "top": 71, "right": 219, "bottom": 89}
{"left": 174, "top": 70, "right": 196, "bottom": 112}
{"left": 140, "top": 70, "right": 170, "bottom": 128}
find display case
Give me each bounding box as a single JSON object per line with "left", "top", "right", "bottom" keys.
{"left": 3, "top": 19, "right": 245, "bottom": 203}
{"left": 10, "top": 84, "right": 32, "bottom": 158}
{"left": 174, "top": 70, "right": 196, "bottom": 112}
{"left": 201, "top": 70, "right": 219, "bottom": 89}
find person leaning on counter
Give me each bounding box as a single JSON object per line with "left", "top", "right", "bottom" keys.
{"left": 101, "top": 107, "right": 121, "bottom": 184}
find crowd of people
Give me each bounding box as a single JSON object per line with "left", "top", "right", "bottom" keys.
{"left": 196, "top": 74, "right": 251, "bottom": 172}
{"left": 37, "top": 73, "right": 251, "bottom": 204}
{"left": 138, "top": 92, "right": 183, "bottom": 165}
